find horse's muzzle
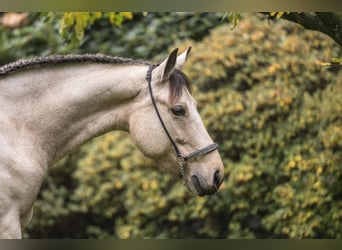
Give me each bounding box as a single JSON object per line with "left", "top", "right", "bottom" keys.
{"left": 191, "top": 170, "right": 223, "bottom": 196}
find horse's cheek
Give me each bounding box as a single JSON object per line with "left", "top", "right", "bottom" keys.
{"left": 129, "top": 115, "right": 168, "bottom": 158}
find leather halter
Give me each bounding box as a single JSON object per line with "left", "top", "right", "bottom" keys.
{"left": 146, "top": 64, "right": 218, "bottom": 179}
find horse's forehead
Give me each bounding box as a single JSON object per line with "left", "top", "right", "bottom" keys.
{"left": 180, "top": 87, "right": 197, "bottom": 107}
{"left": 155, "top": 82, "right": 195, "bottom": 107}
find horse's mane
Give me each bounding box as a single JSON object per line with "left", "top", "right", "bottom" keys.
{"left": 0, "top": 54, "right": 150, "bottom": 76}
{"left": 0, "top": 54, "right": 192, "bottom": 104}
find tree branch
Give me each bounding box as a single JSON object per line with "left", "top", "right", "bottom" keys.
{"left": 279, "top": 12, "right": 342, "bottom": 47}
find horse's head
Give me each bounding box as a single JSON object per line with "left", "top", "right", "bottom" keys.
{"left": 130, "top": 48, "right": 224, "bottom": 196}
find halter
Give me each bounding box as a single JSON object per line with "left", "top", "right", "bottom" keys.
{"left": 146, "top": 64, "right": 218, "bottom": 179}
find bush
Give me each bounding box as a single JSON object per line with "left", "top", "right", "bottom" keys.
{"left": 182, "top": 14, "right": 342, "bottom": 238}
{"left": 24, "top": 14, "right": 341, "bottom": 238}
{"left": 78, "top": 12, "right": 225, "bottom": 59}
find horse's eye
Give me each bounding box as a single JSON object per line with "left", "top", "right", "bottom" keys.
{"left": 171, "top": 105, "right": 186, "bottom": 116}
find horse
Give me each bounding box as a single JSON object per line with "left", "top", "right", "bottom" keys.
{"left": 0, "top": 47, "right": 224, "bottom": 238}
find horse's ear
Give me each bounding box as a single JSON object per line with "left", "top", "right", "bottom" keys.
{"left": 154, "top": 48, "right": 179, "bottom": 82}
{"left": 175, "top": 47, "right": 191, "bottom": 70}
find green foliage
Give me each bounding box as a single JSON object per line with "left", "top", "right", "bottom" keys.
{"left": 0, "top": 12, "right": 225, "bottom": 64}
{"left": 321, "top": 57, "right": 342, "bottom": 68}
{"left": 76, "top": 12, "right": 225, "bottom": 59}
{"left": 0, "top": 14, "right": 68, "bottom": 65}
{"left": 14, "top": 13, "right": 342, "bottom": 238}
{"left": 269, "top": 12, "right": 289, "bottom": 19}
{"left": 222, "top": 12, "right": 241, "bottom": 29}
{"left": 57, "top": 12, "right": 133, "bottom": 43}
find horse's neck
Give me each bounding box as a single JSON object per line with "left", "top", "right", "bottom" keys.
{"left": 0, "top": 63, "right": 147, "bottom": 165}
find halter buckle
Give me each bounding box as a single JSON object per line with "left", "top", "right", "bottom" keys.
{"left": 177, "top": 155, "right": 186, "bottom": 179}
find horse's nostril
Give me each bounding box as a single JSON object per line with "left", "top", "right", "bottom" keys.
{"left": 214, "top": 170, "right": 222, "bottom": 188}
{"left": 191, "top": 175, "right": 205, "bottom": 196}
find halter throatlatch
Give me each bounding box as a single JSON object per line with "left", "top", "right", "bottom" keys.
{"left": 146, "top": 64, "right": 218, "bottom": 179}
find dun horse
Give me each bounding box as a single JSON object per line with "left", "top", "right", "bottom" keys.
{"left": 0, "top": 48, "right": 224, "bottom": 238}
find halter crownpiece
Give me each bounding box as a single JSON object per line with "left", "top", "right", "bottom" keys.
{"left": 146, "top": 64, "right": 218, "bottom": 179}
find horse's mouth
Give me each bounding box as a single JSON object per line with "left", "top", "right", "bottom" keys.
{"left": 190, "top": 175, "right": 218, "bottom": 196}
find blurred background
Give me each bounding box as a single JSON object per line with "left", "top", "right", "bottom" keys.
{"left": 1, "top": 12, "right": 341, "bottom": 239}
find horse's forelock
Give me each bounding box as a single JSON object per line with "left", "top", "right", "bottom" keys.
{"left": 168, "top": 69, "right": 192, "bottom": 105}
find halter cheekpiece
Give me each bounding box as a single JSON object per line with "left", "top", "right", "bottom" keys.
{"left": 146, "top": 64, "right": 218, "bottom": 179}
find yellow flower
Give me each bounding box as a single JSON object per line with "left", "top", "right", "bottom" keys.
{"left": 157, "top": 199, "right": 166, "bottom": 209}
{"left": 313, "top": 181, "right": 321, "bottom": 189}
{"left": 316, "top": 166, "right": 323, "bottom": 176}
{"left": 115, "top": 181, "right": 123, "bottom": 190}
{"left": 294, "top": 155, "right": 302, "bottom": 162}
{"left": 234, "top": 103, "right": 244, "bottom": 112}
{"left": 289, "top": 160, "right": 296, "bottom": 168}
{"left": 150, "top": 179, "right": 158, "bottom": 190}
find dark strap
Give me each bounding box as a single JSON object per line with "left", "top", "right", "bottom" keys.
{"left": 184, "top": 143, "right": 218, "bottom": 161}
{"left": 146, "top": 64, "right": 182, "bottom": 158}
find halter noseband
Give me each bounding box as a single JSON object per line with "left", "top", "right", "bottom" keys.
{"left": 146, "top": 64, "right": 218, "bottom": 179}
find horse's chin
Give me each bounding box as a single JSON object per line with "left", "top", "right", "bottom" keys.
{"left": 185, "top": 178, "right": 206, "bottom": 196}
